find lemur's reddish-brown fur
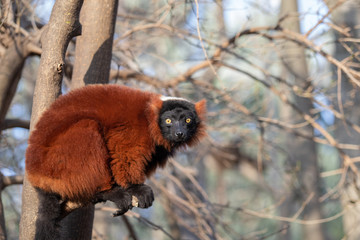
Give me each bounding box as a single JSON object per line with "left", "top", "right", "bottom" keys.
{"left": 26, "top": 85, "right": 206, "bottom": 203}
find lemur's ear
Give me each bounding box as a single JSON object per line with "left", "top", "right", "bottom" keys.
{"left": 184, "top": 99, "right": 207, "bottom": 147}
{"left": 146, "top": 96, "right": 171, "bottom": 150}
{"left": 195, "top": 99, "right": 206, "bottom": 121}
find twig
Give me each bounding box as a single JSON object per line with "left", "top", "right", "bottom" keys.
{"left": 98, "top": 207, "right": 176, "bottom": 240}
{"left": 193, "top": 0, "right": 221, "bottom": 83}
{"left": 214, "top": 203, "right": 346, "bottom": 225}
{"left": 122, "top": 215, "right": 138, "bottom": 240}
{"left": 1, "top": 119, "right": 30, "bottom": 130}
{"left": 1, "top": 175, "right": 24, "bottom": 190}
{"left": 304, "top": 0, "right": 346, "bottom": 38}
{"left": 291, "top": 192, "right": 315, "bottom": 220}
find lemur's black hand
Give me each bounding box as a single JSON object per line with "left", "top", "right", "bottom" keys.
{"left": 126, "top": 184, "right": 154, "bottom": 208}
{"left": 94, "top": 186, "right": 132, "bottom": 216}
{"left": 94, "top": 184, "right": 154, "bottom": 216}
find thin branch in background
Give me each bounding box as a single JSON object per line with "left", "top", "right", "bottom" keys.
{"left": 258, "top": 224, "right": 290, "bottom": 240}
{"left": 291, "top": 192, "right": 315, "bottom": 220}
{"left": 304, "top": 0, "right": 346, "bottom": 38}
{"left": 213, "top": 203, "right": 346, "bottom": 225}
{"left": 1, "top": 174, "right": 23, "bottom": 190}
{"left": 193, "top": 0, "right": 221, "bottom": 84}
{"left": 257, "top": 122, "right": 265, "bottom": 173}
{"left": 1, "top": 119, "right": 30, "bottom": 130}
{"left": 121, "top": 215, "right": 138, "bottom": 240}
{"left": 97, "top": 207, "right": 176, "bottom": 240}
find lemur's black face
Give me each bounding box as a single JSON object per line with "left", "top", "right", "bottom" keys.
{"left": 159, "top": 100, "right": 199, "bottom": 145}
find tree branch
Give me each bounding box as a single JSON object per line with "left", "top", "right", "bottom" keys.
{"left": 1, "top": 119, "right": 30, "bottom": 130}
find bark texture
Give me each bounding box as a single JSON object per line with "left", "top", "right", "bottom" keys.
{"left": 71, "top": 0, "right": 119, "bottom": 88}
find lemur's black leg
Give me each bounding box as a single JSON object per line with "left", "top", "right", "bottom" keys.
{"left": 35, "top": 189, "right": 62, "bottom": 240}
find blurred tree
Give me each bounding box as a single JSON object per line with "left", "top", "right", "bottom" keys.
{"left": 324, "top": 0, "right": 360, "bottom": 239}
{"left": 278, "top": 0, "right": 325, "bottom": 239}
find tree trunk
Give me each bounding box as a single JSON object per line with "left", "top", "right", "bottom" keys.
{"left": 279, "top": 0, "right": 325, "bottom": 239}
{"left": 71, "top": 0, "right": 118, "bottom": 89}
{"left": 60, "top": 0, "right": 118, "bottom": 238}
{"left": 19, "top": 0, "right": 83, "bottom": 239}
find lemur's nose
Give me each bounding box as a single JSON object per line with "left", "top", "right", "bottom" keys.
{"left": 175, "top": 132, "right": 184, "bottom": 138}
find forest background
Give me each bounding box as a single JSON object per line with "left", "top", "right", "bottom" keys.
{"left": 1, "top": 0, "right": 360, "bottom": 239}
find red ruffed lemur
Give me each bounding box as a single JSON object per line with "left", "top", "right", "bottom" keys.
{"left": 25, "top": 84, "right": 206, "bottom": 239}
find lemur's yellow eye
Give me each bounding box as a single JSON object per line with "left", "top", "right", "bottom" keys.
{"left": 165, "top": 119, "right": 172, "bottom": 124}
{"left": 186, "top": 118, "right": 191, "bottom": 123}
